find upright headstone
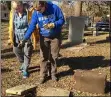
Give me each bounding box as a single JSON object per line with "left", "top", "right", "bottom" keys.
{"left": 68, "top": 16, "right": 85, "bottom": 45}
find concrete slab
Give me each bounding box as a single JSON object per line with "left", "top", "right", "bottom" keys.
{"left": 65, "top": 43, "right": 88, "bottom": 52}
{"left": 6, "top": 84, "right": 37, "bottom": 96}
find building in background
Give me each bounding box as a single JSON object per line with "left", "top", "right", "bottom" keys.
{"left": 1, "top": 2, "right": 9, "bottom": 20}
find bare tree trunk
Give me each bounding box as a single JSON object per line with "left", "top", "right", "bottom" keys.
{"left": 74, "top": 1, "right": 82, "bottom": 16}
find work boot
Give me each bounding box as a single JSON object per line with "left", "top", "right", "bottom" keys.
{"left": 39, "top": 77, "right": 46, "bottom": 84}
{"left": 22, "top": 70, "right": 29, "bottom": 78}
{"left": 51, "top": 75, "right": 58, "bottom": 81}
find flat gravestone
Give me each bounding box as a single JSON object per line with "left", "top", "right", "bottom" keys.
{"left": 42, "top": 87, "right": 70, "bottom": 96}
{"left": 65, "top": 43, "right": 88, "bottom": 52}
{"left": 6, "top": 84, "right": 37, "bottom": 96}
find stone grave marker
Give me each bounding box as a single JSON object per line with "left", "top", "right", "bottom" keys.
{"left": 6, "top": 84, "right": 37, "bottom": 96}
{"left": 73, "top": 70, "right": 107, "bottom": 94}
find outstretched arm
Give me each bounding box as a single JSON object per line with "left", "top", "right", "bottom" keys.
{"left": 18, "top": 10, "right": 38, "bottom": 48}
{"left": 24, "top": 10, "right": 38, "bottom": 40}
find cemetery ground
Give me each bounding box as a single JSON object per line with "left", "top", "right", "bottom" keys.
{"left": 1, "top": 21, "right": 110, "bottom": 96}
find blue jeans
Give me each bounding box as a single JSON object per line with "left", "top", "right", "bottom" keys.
{"left": 13, "top": 42, "right": 33, "bottom": 71}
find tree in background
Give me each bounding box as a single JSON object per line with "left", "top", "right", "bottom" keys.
{"left": 82, "top": 1, "right": 110, "bottom": 24}
{"left": 74, "top": 1, "right": 82, "bottom": 16}
{"left": 60, "top": 1, "right": 109, "bottom": 21}
{"left": 5, "top": 1, "right": 110, "bottom": 24}
{"left": 60, "top": 1, "right": 75, "bottom": 17}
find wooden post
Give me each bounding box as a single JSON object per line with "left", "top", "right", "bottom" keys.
{"left": 74, "top": 1, "right": 82, "bottom": 16}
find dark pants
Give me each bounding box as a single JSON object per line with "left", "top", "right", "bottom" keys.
{"left": 13, "top": 42, "right": 33, "bottom": 71}
{"left": 39, "top": 35, "right": 61, "bottom": 78}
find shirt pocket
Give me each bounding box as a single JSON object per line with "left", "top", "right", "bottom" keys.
{"left": 21, "top": 16, "right": 28, "bottom": 28}
{"left": 21, "top": 20, "right": 28, "bottom": 28}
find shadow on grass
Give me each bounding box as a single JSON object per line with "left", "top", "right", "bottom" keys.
{"left": 1, "top": 53, "right": 16, "bottom": 59}
{"left": 95, "top": 36, "right": 110, "bottom": 44}
{"left": 57, "top": 69, "right": 74, "bottom": 79}
{"left": 105, "top": 81, "right": 111, "bottom": 94}
{"left": 1, "top": 47, "right": 13, "bottom": 53}
{"left": 69, "top": 92, "right": 74, "bottom": 97}
{"left": 29, "top": 66, "right": 40, "bottom": 70}
{"left": 61, "top": 42, "right": 79, "bottom": 49}
{"left": 1, "top": 48, "right": 40, "bottom": 54}
{"left": 28, "top": 66, "right": 40, "bottom": 74}
{"left": 89, "top": 36, "right": 110, "bottom": 45}
{"left": 1, "top": 68, "right": 13, "bottom": 73}
{"left": 57, "top": 56, "right": 109, "bottom": 79}
{"left": 61, "top": 41, "right": 86, "bottom": 49}
{"left": 84, "top": 31, "right": 109, "bottom": 36}
{"left": 84, "top": 32, "right": 93, "bottom": 36}
{"left": 1, "top": 49, "right": 40, "bottom": 59}
{"left": 58, "top": 56, "right": 109, "bottom": 69}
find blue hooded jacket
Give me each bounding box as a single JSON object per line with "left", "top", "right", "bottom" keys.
{"left": 24, "top": 1, "right": 65, "bottom": 40}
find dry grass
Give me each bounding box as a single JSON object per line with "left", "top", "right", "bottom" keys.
{"left": 1, "top": 22, "right": 110, "bottom": 96}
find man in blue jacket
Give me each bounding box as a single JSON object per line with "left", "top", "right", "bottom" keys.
{"left": 21, "top": 1, "right": 65, "bottom": 84}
